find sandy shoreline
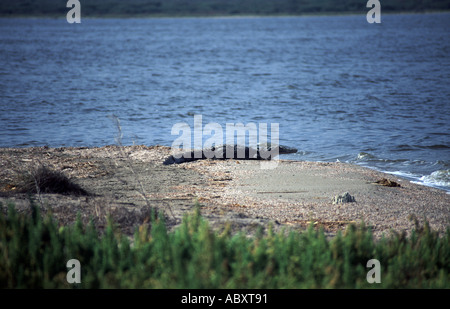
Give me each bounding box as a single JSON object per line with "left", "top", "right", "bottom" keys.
{"left": 1, "top": 145, "right": 449, "bottom": 238}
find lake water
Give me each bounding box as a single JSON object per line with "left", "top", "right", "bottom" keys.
{"left": 0, "top": 14, "right": 449, "bottom": 192}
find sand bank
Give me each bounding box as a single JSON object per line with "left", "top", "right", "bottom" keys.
{"left": 1, "top": 145, "right": 448, "bottom": 238}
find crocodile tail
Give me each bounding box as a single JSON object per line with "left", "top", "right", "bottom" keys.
{"left": 163, "top": 155, "right": 177, "bottom": 165}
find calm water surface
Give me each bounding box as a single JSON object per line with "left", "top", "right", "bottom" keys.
{"left": 0, "top": 14, "right": 449, "bottom": 191}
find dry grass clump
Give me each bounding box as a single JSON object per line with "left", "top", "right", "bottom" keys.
{"left": 17, "top": 164, "right": 89, "bottom": 196}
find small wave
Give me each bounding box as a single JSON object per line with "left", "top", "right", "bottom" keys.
{"left": 417, "top": 144, "right": 450, "bottom": 150}
{"left": 364, "top": 167, "right": 450, "bottom": 192}
{"left": 419, "top": 170, "right": 450, "bottom": 188}
{"left": 364, "top": 94, "right": 383, "bottom": 102}
{"left": 355, "top": 152, "right": 409, "bottom": 164}
{"left": 127, "top": 117, "right": 151, "bottom": 122}
{"left": 394, "top": 144, "right": 417, "bottom": 152}
{"left": 251, "top": 73, "right": 271, "bottom": 76}
{"left": 8, "top": 127, "right": 30, "bottom": 131}
{"left": 356, "top": 152, "right": 376, "bottom": 160}
{"left": 387, "top": 170, "right": 419, "bottom": 179}
{"left": 434, "top": 160, "right": 450, "bottom": 168}
{"left": 393, "top": 144, "right": 450, "bottom": 152}
{"left": 82, "top": 107, "right": 103, "bottom": 113}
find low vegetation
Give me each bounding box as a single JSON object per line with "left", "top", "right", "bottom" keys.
{"left": 16, "top": 164, "right": 90, "bottom": 196}
{"left": 0, "top": 202, "right": 448, "bottom": 288}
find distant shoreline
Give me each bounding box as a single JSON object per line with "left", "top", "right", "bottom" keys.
{"left": 1, "top": 10, "right": 449, "bottom": 20}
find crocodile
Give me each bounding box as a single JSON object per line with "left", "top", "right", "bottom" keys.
{"left": 163, "top": 144, "right": 297, "bottom": 165}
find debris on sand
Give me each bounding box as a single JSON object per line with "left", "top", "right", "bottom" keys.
{"left": 332, "top": 192, "right": 356, "bottom": 204}
{"left": 374, "top": 178, "right": 401, "bottom": 187}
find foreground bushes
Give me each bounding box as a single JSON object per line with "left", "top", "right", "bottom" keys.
{"left": 0, "top": 203, "right": 448, "bottom": 288}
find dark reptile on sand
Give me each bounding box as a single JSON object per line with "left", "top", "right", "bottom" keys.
{"left": 163, "top": 144, "right": 298, "bottom": 165}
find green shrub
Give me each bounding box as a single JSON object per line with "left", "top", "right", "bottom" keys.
{"left": 0, "top": 202, "right": 448, "bottom": 288}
